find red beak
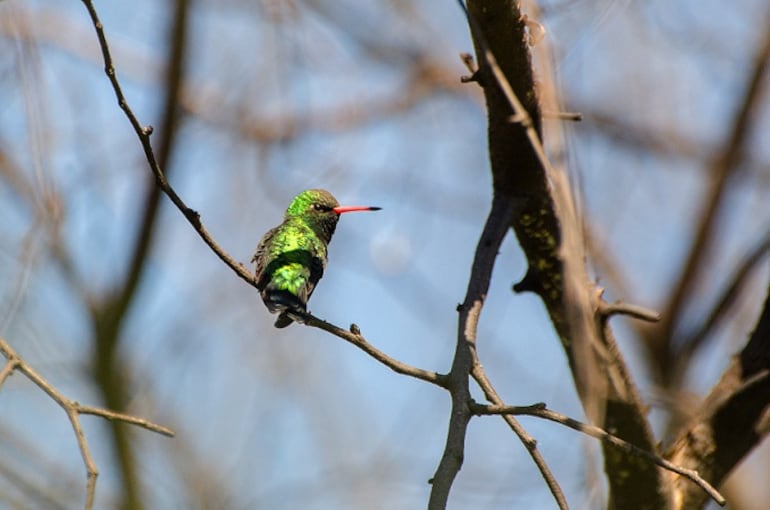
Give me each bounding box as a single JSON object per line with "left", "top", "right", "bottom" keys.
{"left": 332, "top": 205, "right": 382, "bottom": 214}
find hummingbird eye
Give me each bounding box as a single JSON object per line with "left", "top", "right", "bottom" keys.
{"left": 312, "top": 203, "right": 330, "bottom": 212}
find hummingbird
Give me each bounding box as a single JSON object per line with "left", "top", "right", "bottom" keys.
{"left": 251, "top": 189, "right": 381, "bottom": 328}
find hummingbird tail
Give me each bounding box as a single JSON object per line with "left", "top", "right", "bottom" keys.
{"left": 262, "top": 289, "right": 307, "bottom": 328}
{"left": 274, "top": 308, "right": 311, "bottom": 328}
{"left": 274, "top": 313, "right": 294, "bottom": 328}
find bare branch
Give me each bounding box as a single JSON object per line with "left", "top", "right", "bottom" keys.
{"left": 669, "top": 284, "right": 770, "bottom": 508}
{"left": 301, "top": 312, "right": 447, "bottom": 388}
{"left": 471, "top": 360, "right": 568, "bottom": 510}
{"left": 63, "top": 408, "right": 98, "bottom": 510}
{"left": 0, "top": 358, "right": 19, "bottom": 389}
{"left": 471, "top": 403, "right": 726, "bottom": 507}
{"left": 600, "top": 300, "right": 661, "bottom": 323}
{"left": 0, "top": 336, "right": 174, "bottom": 510}
{"left": 648, "top": 20, "right": 770, "bottom": 382}
{"left": 76, "top": 10, "right": 450, "bottom": 500}
{"left": 679, "top": 230, "right": 770, "bottom": 357}
{"left": 76, "top": 405, "right": 175, "bottom": 438}
{"left": 427, "top": 195, "right": 517, "bottom": 510}
{"left": 79, "top": 0, "right": 256, "bottom": 290}
{"left": 461, "top": 1, "right": 661, "bottom": 506}
{"left": 80, "top": 0, "right": 444, "bottom": 397}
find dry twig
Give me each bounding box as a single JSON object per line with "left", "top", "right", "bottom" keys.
{"left": 471, "top": 402, "right": 726, "bottom": 506}
{"left": 301, "top": 312, "right": 447, "bottom": 387}
{"left": 78, "top": 0, "right": 441, "bottom": 387}
{"left": 0, "top": 336, "right": 173, "bottom": 510}
{"left": 470, "top": 355, "right": 568, "bottom": 510}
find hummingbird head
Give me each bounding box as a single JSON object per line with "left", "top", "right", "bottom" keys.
{"left": 285, "top": 189, "right": 381, "bottom": 243}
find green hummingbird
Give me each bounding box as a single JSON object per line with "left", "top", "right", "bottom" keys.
{"left": 251, "top": 189, "right": 381, "bottom": 328}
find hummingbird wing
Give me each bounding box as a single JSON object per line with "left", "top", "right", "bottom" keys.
{"left": 302, "top": 250, "right": 326, "bottom": 302}
{"left": 252, "top": 225, "right": 281, "bottom": 290}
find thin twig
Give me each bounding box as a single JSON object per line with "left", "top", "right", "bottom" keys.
{"left": 80, "top": 0, "right": 444, "bottom": 396}
{"left": 301, "top": 312, "right": 448, "bottom": 388}
{"left": 600, "top": 301, "right": 661, "bottom": 323}
{"left": 0, "top": 336, "right": 174, "bottom": 510}
{"left": 79, "top": 0, "right": 256, "bottom": 290}
{"left": 428, "top": 196, "right": 519, "bottom": 509}
{"left": 471, "top": 403, "right": 726, "bottom": 506}
{"left": 680, "top": 229, "right": 770, "bottom": 354}
{"left": 76, "top": 404, "right": 175, "bottom": 437}
{"left": 470, "top": 360, "right": 569, "bottom": 510}
{"left": 461, "top": 3, "right": 671, "bottom": 507}
{"left": 0, "top": 359, "right": 19, "bottom": 388}
{"left": 543, "top": 110, "right": 583, "bottom": 122}
{"left": 63, "top": 408, "right": 98, "bottom": 510}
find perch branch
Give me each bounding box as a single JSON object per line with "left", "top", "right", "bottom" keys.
{"left": 301, "top": 312, "right": 447, "bottom": 387}
{"left": 80, "top": 0, "right": 255, "bottom": 290}
{"left": 80, "top": 0, "right": 443, "bottom": 406}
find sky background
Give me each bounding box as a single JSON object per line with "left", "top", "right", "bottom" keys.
{"left": 1, "top": 0, "right": 769, "bottom": 508}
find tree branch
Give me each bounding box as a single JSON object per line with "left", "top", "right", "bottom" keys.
{"left": 79, "top": 0, "right": 255, "bottom": 290}
{"left": 78, "top": 13, "right": 456, "bottom": 505}
{"left": 462, "top": 1, "right": 663, "bottom": 507}
{"left": 471, "top": 403, "right": 725, "bottom": 506}
{"left": 80, "top": 0, "right": 444, "bottom": 399}
{"left": 0, "top": 336, "right": 174, "bottom": 510}
{"left": 678, "top": 229, "right": 770, "bottom": 364}
{"left": 648, "top": 19, "right": 770, "bottom": 384}
{"left": 81, "top": 0, "right": 190, "bottom": 507}
{"left": 76, "top": 404, "right": 175, "bottom": 437}
{"left": 301, "top": 312, "right": 447, "bottom": 387}
{"left": 470, "top": 357, "right": 568, "bottom": 509}
{"left": 668, "top": 283, "right": 770, "bottom": 508}
{"left": 599, "top": 300, "right": 661, "bottom": 323}
{"left": 428, "top": 195, "right": 517, "bottom": 510}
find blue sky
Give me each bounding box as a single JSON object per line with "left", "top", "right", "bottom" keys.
{"left": 1, "top": 0, "right": 769, "bottom": 508}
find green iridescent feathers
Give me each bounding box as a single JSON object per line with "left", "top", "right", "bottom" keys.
{"left": 251, "top": 190, "right": 340, "bottom": 328}
{"left": 253, "top": 219, "right": 328, "bottom": 298}
{"left": 252, "top": 189, "right": 379, "bottom": 328}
